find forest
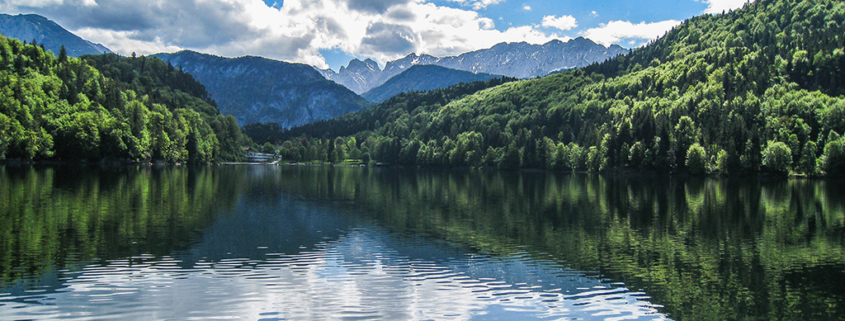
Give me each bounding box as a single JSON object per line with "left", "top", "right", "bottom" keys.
{"left": 260, "top": 0, "right": 845, "bottom": 176}
{"left": 0, "top": 37, "right": 252, "bottom": 163}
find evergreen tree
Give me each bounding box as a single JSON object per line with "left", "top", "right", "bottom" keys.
{"left": 58, "top": 45, "right": 67, "bottom": 63}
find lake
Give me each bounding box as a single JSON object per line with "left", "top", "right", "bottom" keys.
{"left": 1, "top": 165, "right": 843, "bottom": 320}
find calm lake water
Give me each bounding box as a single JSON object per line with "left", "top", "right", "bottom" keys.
{"left": 0, "top": 165, "right": 843, "bottom": 320}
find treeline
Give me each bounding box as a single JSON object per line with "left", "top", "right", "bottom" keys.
{"left": 245, "top": 76, "right": 516, "bottom": 164}
{"left": 245, "top": 76, "right": 517, "bottom": 145}
{"left": 267, "top": 0, "right": 845, "bottom": 176}
{"left": 0, "top": 36, "right": 252, "bottom": 163}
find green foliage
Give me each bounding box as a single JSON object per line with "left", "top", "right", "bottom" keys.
{"left": 716, "top": 149, "right": 730, "bottom": 173}
{"left": 266, "top": 0, "right": 844, "bottom": 176}
{"left": 674, "top": 116, "right": 698, "bottom": 169}
{"left": 798, "top": 140, "right": 818, "bottom": 174}
{"left": 243, "top": 122, "right": 284, "bottom": 145}
{"left": 0, "top": 37, "right": 251, "bottom": 162}
{"left": 819, "top": 131, "right": 845, "bottom": 175}
{"left": 261, "top": 142, "right": 276, "bottom": 154}
{"left": 762, "top": 140, "right": 793, "bottom": 173}
{"left": 0, "top": 113, "right": 10, "bottom": 159}
{"left": 685, "top": 143, "right": 708, "bottom": 174}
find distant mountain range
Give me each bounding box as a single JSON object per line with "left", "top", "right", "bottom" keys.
{"left": 319, "top": 37, "right": 629, "bottom": 94}
{"left": 362, "top": 65, "right": 504, "bottom": 103}
{"left": 155, "top": 51, "right": 372, "bottom": 128}
{"left": 4, "top": 13, "right": 632, "bottom": 129}
{"left": 0, "top": 13, "right": 112, "bottom": 57}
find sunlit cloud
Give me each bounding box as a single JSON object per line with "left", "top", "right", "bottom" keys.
{"left": 580, "top": 19, "right": 682, "bottom": 47}
{"left": 541, "top": 15, "right": 578, "bottom": 31}
{"left": 444, "top": 0, "right": 507, "bottom": 10}
{"left": 3, "top": 0, "right": 574, "bottom": 69}
{"left": 73, "top": 27, "right": 182, "bottom": 56}
{"left": 2, "top": 0, "right": 697, "bottom": 68}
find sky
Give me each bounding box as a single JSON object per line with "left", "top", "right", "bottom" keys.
{"left": 1, "top": 0, "right": 752, "bottom": 71}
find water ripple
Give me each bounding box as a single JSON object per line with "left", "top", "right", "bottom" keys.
{"left": 1, "top": 227, "right": 668, "bottom": 320}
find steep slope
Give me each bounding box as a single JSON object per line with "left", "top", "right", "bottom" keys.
{"left": 380, "top": 53, "right": 440, "bottom": 83}
{"left": 319, "top": 37, "right": 627, "bottom": 94}
{"left": 0, "top": 36, "right": 250, "bottom": 163}
{"left": 361, "top": 65, "right": 503, "bottom": 103}
{"left": 254, "top": 76, "right": 517, "bottom": 146}
{"left": 0, "top": 13, "right": 111, "bottom": 57}
{"left": 317, "top": 58, "right": 382, "bottom": 94}
{"left": 155, "top": 51, "right": 373, "bottom": 128}
{"left": 274, "top": 0, "right": 845, "bottom": 177}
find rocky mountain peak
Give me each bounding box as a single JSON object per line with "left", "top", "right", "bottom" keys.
{"left": 344, "top": 58, "right": 381, "bottom": 73}
{"left": 322, "top": 37, "right": 629, "bottom": 95}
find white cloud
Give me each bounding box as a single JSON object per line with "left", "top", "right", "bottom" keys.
{"left": 541, "top": 15, "right": 577, "bottom": 31}
{"left": 522, "top": 5, "right": 531, "bottom": 11}
{"left": 400, "top": 2, "right": 565, "bottom": 60}
{"left": 73, "top": 27, "right": 182, "bottom": 56}
{"left": 701, "top": 0, "right": 752, "bottom": 14}
{"left": 0, "top": 0, "right": 62, "bottom": 8}
{"left": 445, "top": 0, "right": 506, "bottom": 10}
{"left": 591, "top": 11, "right": 598, "bottom": 17}
{"left": 5, "top": 0, "right": 571, "bottom": 69}
{"left": 581, "top": 20, "right": 682, "bottom": 47}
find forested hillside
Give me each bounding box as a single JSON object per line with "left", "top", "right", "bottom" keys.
{"left": 245, "top": 76, "right": 516, "bottom": 163}
{"left": 271, "top": 0, "right": 845, "bottom": 176}
{"left": 0, "top": 36, "right": 252, "bottom": 163}
{"left": 362, "top": 65, "right": 503, "bottom": 103}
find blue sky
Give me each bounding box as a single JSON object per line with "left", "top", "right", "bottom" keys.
{"left": 444, "top": 0, "right": 706, "bottom": 31}
{"left": 313, "top": 0, "right": 723, "bottom": 70}
{"left": 3, "top": 0, "right": 751, "bottom": 70}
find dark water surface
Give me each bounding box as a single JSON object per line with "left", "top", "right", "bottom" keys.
{"left": 0, "top": 165, "right": 843, "bottom": 320}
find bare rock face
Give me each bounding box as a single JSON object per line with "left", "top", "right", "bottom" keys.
{"left": 0, "top": 13, "right": 112, "bottom": 57}
{"left": 319, "top": 37, "right": 629, "bottom": 95}
{"left": 156, "top": 51, "right": 373, "bottom": 128}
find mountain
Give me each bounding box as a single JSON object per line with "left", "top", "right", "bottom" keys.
{"left": 0, "top": 13, "right": 112, "bottom": 57}
{"left": 361, "top": 65, "right": 505, "bottom": 103}
{"left": 262, "top": 76, "right": 517, "bottom": 147}
{"left": 155, "top": 51, "right": 373, "bottom": 128}
{"left": 0, "top": 35, "right": 250, "bottom": 163}
{"left": 272, "top": 0, "right": 845, "bottom": 177}
{"left": 318, "top": 37, "right": 628, "bottom": 94}
{"left": 434, "top": 37, "right": 629, "bottom": 78}
{"left": 318, "top": 58, "right": 382, "bottom": 94}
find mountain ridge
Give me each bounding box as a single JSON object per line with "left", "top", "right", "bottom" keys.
{"left": 0, "top": 13, "right": 112, "bottom": 57}
{"left": 319, "top": 37, "right": 628, "bottom": 94}
{"left": 361, "top": 65, "right": 505, "bottom": 103}
{"left": 155, "top": 50, "right": 373, "bottom": 128}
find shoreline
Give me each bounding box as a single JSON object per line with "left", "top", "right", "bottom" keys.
{"left": 0, "top": 160, "right": 833, "bottom": 179}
